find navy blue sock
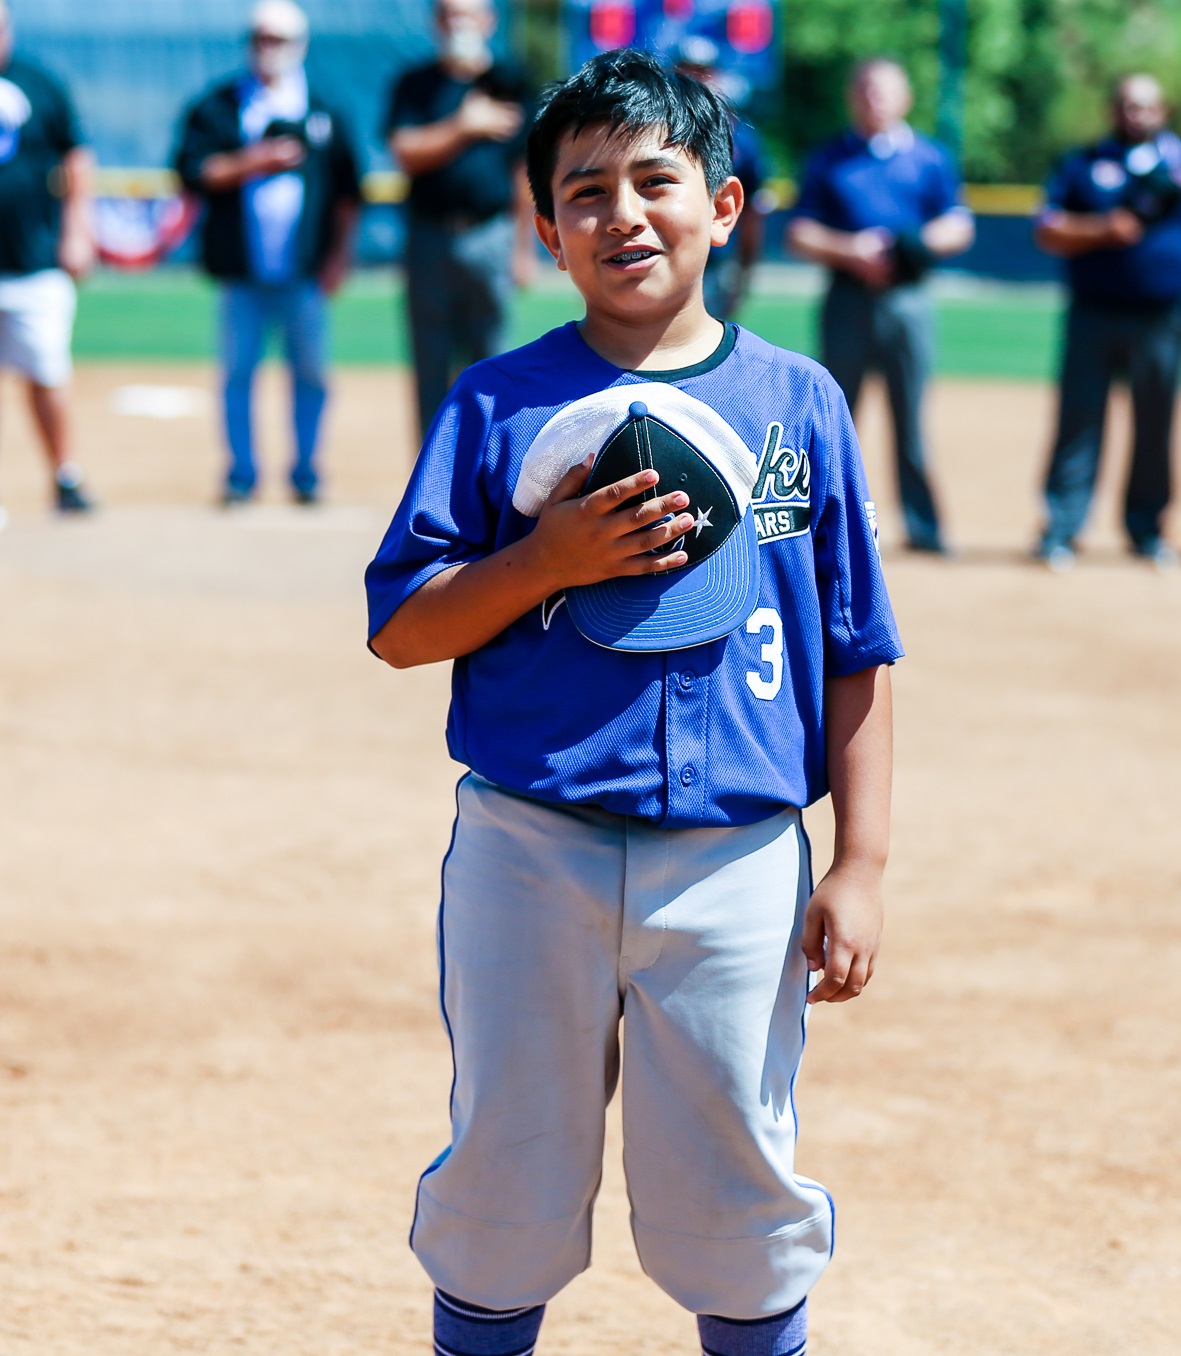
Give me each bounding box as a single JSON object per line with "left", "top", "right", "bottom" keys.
{"left": 698, "top": 1298, "right": 808, "bottom": 1356}
{"left": 433, "top": 1288, "right": 546, "bottom": 1356}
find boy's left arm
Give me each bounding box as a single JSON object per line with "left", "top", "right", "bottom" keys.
{"left": 803, "top": 663, "right": 893, "bottom": 1004}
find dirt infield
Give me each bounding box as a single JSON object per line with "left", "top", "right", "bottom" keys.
{"left": 2, "top": 362, "right": 1180, "bottom": 1354}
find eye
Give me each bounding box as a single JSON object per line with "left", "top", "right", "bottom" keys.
{"left": 641, "top": 174, "right": 676, "bottom": 190}
{"left": 570, "top": 184, "right": 605, "bottom": 201}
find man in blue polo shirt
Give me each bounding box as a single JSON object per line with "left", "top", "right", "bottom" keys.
{"left": 788, "top": 58, "right": 974, "bottom": 555}
{"left": 1034, "top": 74, "right": 1181, "bottom": 571}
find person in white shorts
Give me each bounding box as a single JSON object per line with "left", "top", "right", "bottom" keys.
{"left": 0, "top": 0, "right": 95, "bottom": 523}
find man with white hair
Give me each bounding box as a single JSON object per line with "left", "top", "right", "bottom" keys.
{"left": 0, "top": 0, "right": 95, "bottom": 523}
{"left": 386, "top": 0, "right": 535, "bottom": 436}
{"left": 174, "top": 0, "right": 361, "bottom": 506}
{"left": 789, "top": 58, "right": 974, "bottom": 556}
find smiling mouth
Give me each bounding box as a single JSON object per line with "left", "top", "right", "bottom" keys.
{"left": 607, "top": 248, "right": 658, "bottom": 264}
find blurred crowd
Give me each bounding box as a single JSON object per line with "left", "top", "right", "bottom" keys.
{"left": 0, "top": 0, "right": 1178, "bottom": 567}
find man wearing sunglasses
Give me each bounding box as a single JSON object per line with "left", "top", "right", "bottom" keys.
{"left": 175, "top": 0, "right": 361, "bottom": 506}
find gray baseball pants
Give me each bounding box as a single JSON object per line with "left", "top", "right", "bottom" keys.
{"left": 410, "top": 773, "right": 834, "bottom": 1319}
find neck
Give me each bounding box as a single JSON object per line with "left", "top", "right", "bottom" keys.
{"left": 578, "top": 296, "right": 724, "bottom": 372}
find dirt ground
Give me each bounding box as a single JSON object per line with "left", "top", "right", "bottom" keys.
{"left": 2, "top": 361, "right": 1179, "bottom": 1355}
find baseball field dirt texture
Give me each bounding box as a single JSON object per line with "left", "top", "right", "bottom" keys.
{"left": 2, "top": 307, "right": 1180, "bottom": 1351}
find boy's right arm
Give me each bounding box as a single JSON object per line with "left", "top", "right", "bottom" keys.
{"left": 370, "top": 458, "right": 695, "bottom": 668}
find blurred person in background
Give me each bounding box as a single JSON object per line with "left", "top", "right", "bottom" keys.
{"left": 174, "top": 0, "right": 361, "bottom": 507}
{"left": 788, "top": 58, "right": 974, "bottom": 555}
{"left": 386, "top": 0, "right": 535, "bottom": 438}
{"left": 674, "top": 34, "right": 766, "bottom": 322}
{"left": 1033, "top": 74, "right": 1181, "bottom": 572}
{"left": 0, "top": 0, "right": 95, "bottom": 525}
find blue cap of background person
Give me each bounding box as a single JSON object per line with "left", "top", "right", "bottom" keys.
{"left": 513, "top": 383, "right": 761, "bottom": 652}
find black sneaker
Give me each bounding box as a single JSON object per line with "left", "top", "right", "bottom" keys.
{"left": 293, "top": 485, "right": 320, "bottom": 506}
{"left": 55, "top": 478, "right": 94, "bottom": 513}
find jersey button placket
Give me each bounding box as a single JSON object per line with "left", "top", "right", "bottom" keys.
{"left": 666, "top": 663, "right": 706, "bottom": 822}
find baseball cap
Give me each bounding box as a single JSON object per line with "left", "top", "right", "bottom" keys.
{"left": 514, "top": 383, "right": 760, "bottom": 652}
{"left": 250, "top": 0, "right": 308, "bottom": 40}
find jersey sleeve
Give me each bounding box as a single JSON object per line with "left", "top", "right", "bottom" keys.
{"left": 810, "top": 372, "right": 904, "bottom": 676}
{"left": 173, "top": 92, "right": 230, "bottom": 193}
{"left": 384, "top": 70, "right": 425, "bottom": 136}
{"left": 364, "top": 376, "right": 498, "bottom": 646}
{"left": 1041, "top": 151, "right": 1076, "bottom": 216}
{"left": 43, "top": 69, "right": 85, "bottom": 154}
{"left": 921, "top": 143, "right": 963, "bottom": 221}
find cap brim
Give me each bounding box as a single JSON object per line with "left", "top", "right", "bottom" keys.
{"left": 567, "top": 511, "right": 760, "bottom": 652}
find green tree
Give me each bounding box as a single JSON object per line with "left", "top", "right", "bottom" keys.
{"left": 777, "top": 0, "right": 1181, "bottom": 183}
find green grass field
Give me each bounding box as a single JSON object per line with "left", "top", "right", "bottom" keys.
{"left": 73, "top": 268, "right": 1063, "bottom": 380}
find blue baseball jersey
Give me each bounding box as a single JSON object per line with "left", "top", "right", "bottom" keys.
{"left": 1043, "top": 133, "right": 1181, "bottom": 306}
{"left": 366, "top": 323, "right": 903, "bottom": 828}
{"left": 793, "top": 125, "right": 962, "bottom": 238}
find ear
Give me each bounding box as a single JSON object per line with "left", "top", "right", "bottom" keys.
{"left": 534, "top": 211, "right": 567, "bottom": 271}
{"left": 710, "top": 175, "right": 744, "bottom": 248}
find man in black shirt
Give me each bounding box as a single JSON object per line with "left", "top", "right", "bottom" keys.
{"left": 386, "top": 0, "right": 536, "bottom": 435}
{"left": 0, "top": 0, "right": 95, "bottom": 521}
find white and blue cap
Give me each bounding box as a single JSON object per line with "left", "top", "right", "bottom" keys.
{"left": 513, "top": 383, "right": 760, "bottom": 652}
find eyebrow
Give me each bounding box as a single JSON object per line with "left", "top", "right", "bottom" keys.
{"left": 559, "top": 155, "right": 684, "bottom": 187}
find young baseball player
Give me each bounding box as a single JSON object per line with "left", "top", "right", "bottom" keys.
{"left": 367, "top": 49, "right": 902, "bottom": 1356}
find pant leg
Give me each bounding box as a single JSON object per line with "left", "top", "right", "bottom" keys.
{"left": 1124, "top": 304, "right": 1181, "bottom": 548}
{"left": 1041, "top": 299, "right": 1117, "bottom": 549}
{"left": 621, "top": 809, "right": 833, "bottom": 1320}
{"left": 819, "top": 274, "right": 873, "bottom": 415}
{"left": 277, "top": 280, "right": 329, "bottom": 496}
{"left": 220, "top": 282, "right": 268, "bottom": 494}
{"left": 450, "top": 214, "right": 515, "bottom": 366}
{"left": 405, "top": 218, "right": 457, "bottom": 438}
{"left": 411, "top": 776, "right": 626, "bottom": 1310}
{"left": 873, "top": 284, "right": 943, "bottom": 550}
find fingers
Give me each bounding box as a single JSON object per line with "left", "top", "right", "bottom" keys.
{"left": 803, "top": 898, "right": 875, "bottom": 1004}
{"left": 545, "top": 455, "right": 596, "bottom": 505}
{"left": 806, "top": 938, "right": 872, "bottom": 1004}
{"left": 800, "top": 902, "right": 826, "bottom": 974}
{"left": 585, "top": 470, "right": 693, "bottom": 525}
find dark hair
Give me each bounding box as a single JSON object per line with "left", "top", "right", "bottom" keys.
{"left": 527, "top": 48, "right": 734, "bottom": 221}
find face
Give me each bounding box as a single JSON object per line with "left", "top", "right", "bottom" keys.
{"left": 436, "top": 0, "right": 495, "bottom": 42}
{"left": 535, "top": 123, "right": 741, "bottom": 327}
{"left": 848, "top": 62, "right": 912, "bottom": 136}
{"left": 1113, "top": 76, "right": 1166, "bottom": 143}
{"left": 250, "top": 28, "right": 304, "bottom": 79}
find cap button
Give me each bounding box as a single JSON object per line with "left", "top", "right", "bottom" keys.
{"left": 629, "top": 401, "right": 648, "bottom": 420}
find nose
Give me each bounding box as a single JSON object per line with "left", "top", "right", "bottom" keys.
{"left": 606, "top": 182, "right": 645, "bottom": 235}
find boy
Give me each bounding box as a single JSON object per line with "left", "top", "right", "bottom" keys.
{"left": 366, "top": 49, "right": 901, "bottom": 1356}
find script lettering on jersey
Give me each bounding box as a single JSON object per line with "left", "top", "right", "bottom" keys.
{"left": 751, "top": 422, "right": 810, "bottom": 545}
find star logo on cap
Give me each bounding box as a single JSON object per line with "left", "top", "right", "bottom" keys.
{"left": 692, "top": 506, "right": 713, "bottom": 537}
